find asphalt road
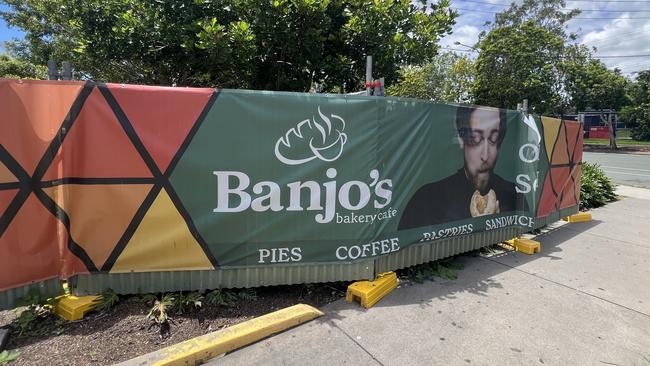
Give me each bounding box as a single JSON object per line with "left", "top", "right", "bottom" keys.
{"left": 583, "top": 151, "right": 650, "bottom": 188}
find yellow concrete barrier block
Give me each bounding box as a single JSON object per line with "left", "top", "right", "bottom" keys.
{"left": 118, "top": 303, "right": 323, "bottom": 366}
{"left": 346, "top": 271, "right": 397, "bottom": 309}
{"left": 513, "top": 238, "right": 541, "bottom": 255}
{"left": 54, "top": 294, "right": 100, "bottom": 321}
{"left": 564, "top": 212, "right": 592, "bottom": 223}
{"left": 495, "top": 239, "right": 516, "bottom": 251}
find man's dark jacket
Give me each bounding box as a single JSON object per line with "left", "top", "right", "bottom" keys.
{"left": 398, "top": 168, "right": 524, "bottom": 230}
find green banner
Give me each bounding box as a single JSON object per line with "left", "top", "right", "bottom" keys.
{"left": 168, "top": 90, "right": 581, "bottom": 267}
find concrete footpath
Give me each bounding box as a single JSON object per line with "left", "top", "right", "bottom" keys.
{"left": 211, "top": 186, "right": 650, "bottom": 366}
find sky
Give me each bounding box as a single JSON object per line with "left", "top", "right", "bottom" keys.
{"left": 0, "top": 4, "right": 23, "bottom": 53}
{"left": 1, "top": 1, "right": 649, "bottom": 76}
{"left": 439, "top": 0, "right": 650, "bottom": 77}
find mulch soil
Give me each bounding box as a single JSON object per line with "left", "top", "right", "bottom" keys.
{"left": 0, "top": 283, "right": 348, "bottom": 366}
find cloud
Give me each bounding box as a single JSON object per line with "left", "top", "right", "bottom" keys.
{"left": 580, "top": 15, "right": 650, "bottom": 75}
{"left": 442, "top": 2, "right": 650, "bottom": 75}
{"left": 439, "top": 24, "right": 482, "bottom": 54}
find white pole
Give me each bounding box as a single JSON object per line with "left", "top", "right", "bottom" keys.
{"left": 365, "top": 56, "right": 372, "bottom": 96}
{"left": 522, "top": 99, "right": 528, "bottom": 114}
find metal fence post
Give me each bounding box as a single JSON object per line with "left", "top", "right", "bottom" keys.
{"left": 365, "top": 55, "right": 372, "bottom": 96}
{"left": 47, "top": 59, "right": 58, "bottom": 80}
{"left": 61, "top": 61, "right": 72, "bottom": 80}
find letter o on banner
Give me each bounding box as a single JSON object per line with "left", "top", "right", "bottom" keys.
{"left": 347, "top": 246, "right": 361, "bottom": 260}
{"left": 519, "top": 143, "right": 540, "bottom": 163}
{"left": 339, "top": 181, "right": 371, "bottom": 210}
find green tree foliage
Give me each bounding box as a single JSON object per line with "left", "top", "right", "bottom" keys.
{"left": 486, "top": 0, "right": 579, "bottom": 40}
{"left": 1, "top": 0, "right": 457, "bottom": 91}
{"left": 473, "top": 0, "right": 578, "bottom": 114}
{"left": 563, "top": 46, "right": 629, "bottom": 147}
{"left": 620, "top": 103, "right": 650, "bottom": 141}
{"left": 629, "top": 105, "right": 650, "bottom": 141}
{"left": 386, "top": 52, "right": 473, "bottom": 103}
{"left": 615, "top": 70, "right": 649, "bottom": 141}
{"left": 627, "top": 70, "right": 650, "bottom": 105}
{"left": 473, "top": 20, "right": 566, "bottom": 114}
{"left": 473, "top": 0, "right": 631, "bottom": 125}
{"left": 563, "top": 47, "right": 628, "bottom": 113}
{"left": 0, "top": 54, "right": 46, "bottom": 79}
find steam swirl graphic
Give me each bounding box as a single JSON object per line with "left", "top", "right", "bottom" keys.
{"left": 275, "top": 106, "right": 347, "bottom": 165}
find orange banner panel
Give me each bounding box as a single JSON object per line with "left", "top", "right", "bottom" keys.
{"left": 41, "top": 87, "right": 153, "bottom": 181}
{"left": 0, "top": 80, "right": 84, "bottom": 176}
{"left": 107, "top": 83, "right": 214, "bottom": 173}
{"left": 0, "top": 194, "right": 62, "bottom": 291}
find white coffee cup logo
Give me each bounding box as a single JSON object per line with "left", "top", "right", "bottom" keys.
{"left": 275, "top": 106, "right": 347, "bottom": 165}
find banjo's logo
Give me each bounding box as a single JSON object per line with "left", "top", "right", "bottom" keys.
{"left": 274, "top": 106, "right": 347, "bottom": 165}
{"left": 213, "top": 105, "right": 394, "bottom": 224}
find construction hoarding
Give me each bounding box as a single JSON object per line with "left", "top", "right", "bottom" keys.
{"left": 0, "top": 80, "right": 582, "bottom": 306}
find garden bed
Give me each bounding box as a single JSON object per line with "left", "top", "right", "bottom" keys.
{"left": 0, "top": 284, "right": 348, "bottom": 365}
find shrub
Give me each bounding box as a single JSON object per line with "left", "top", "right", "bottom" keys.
{"left": 0, "top": 55, "right": 46, "bottom": 80}
{"left": 620, "top": 104, "right": 650, "bottom": 141}
{"left": 237, "top": 288, "right": 258, "bottom": 301}
{"left": 92, "top": 288, "right": 119, "bottom": 313}
{"left": 631, "top": 116, "right": 650, "bottom": 141}
{"left": 133, "top": 293, "right": 158, "bottom": 304}
{"left": 398, "top": 259, "right": 464, "bottom": 283}
{"left": 0, "top": 350, "right": 21, "bottom": 365}
{"left": 206, "top": 289, "right": 238, "bottom": 307}
{"left": 171, "top": 292, "right": 203, "bottom": 315}
{"left": 580, "top": 162, "right": 616, "bottom": 209}
{"left": 12, "top": 289, "right": 59, "bottom": 336}
{"left": 147, "top": 294, "right": 175, "bottom": 339}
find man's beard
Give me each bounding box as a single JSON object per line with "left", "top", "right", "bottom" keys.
{"left": 469, "top": 166, "right": 492, "bottom": 194}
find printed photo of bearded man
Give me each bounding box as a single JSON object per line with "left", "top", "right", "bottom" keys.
{"left": 398, "top": 105, "right": 525, "bottom": 230}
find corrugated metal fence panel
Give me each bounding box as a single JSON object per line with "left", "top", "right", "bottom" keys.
{"left": 71, "top": 261, "right": 374, "bottom": 295}
{"left": 0, "top": 278, "right": 64, "bottom": 310}
{"left": 69, "top": 208, "right": 579, "bottom": 296}
{"left": 375, "top": 227, "right": 521, "bottom": 273}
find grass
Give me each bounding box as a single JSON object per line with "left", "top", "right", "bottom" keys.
{"left": 616, "top": 129, "right": 631, "bottom": 138}
{"left": 584, "top": 138, "right": 650, "bottom": 146}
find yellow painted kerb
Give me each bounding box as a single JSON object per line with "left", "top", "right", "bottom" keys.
{"left": 118, "top": 303, "right": 323, "bottom": 366}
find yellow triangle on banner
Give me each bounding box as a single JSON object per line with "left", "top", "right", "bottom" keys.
{"left": 43, "top": 183, "right": 153, "bottom": 270}
{"left": 0, "top": 162, "right": 17, "bottom": 184}
{"left": 111, "top": 188, "right": 214, "bottom": 273}
{"left": 541, "top": 116, "right": 562, "bottom": 162}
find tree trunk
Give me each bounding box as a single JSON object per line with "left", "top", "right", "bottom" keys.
{"left": 601, "top": 112, "right": 617, "bottom": 150}
{"left": 608, "top": 113, "right": 618, "bottom": 150}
